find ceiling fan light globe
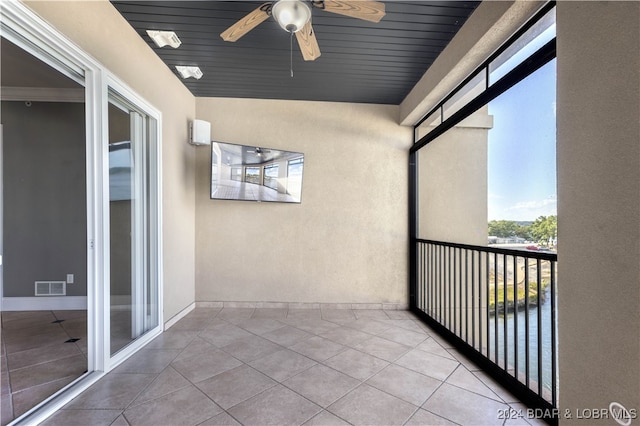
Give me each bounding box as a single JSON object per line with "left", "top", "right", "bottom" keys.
{"left": 272, "top": 0, "right": 312, "bottom": 33}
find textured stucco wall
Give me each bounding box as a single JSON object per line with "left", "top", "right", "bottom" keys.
{"left": 417, "top": 108, "right": 492, "bottom": 245}
{"left": 556, "top": 2, "right": 640, "bottom": 422}
{"left": 195, "top": 97, "right": 412, "bottom": 305}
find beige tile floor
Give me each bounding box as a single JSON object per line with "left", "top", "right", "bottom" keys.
{"left": 10, "top": 308, "right": 545, "bottom": 425}
{"left": 1, "top": 310, "right": 88, "bottom": 425}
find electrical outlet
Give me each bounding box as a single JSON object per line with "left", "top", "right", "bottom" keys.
{"left": 66, "top": 274, "right": 74, "bottom": 284}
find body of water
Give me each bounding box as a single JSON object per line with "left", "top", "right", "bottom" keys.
{"left": 490, "top": 286, "right": 553, "bottom": 392}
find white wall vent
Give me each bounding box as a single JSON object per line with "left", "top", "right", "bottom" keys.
{"left": 35, "top": 281, "right": 66, "bottom": 296}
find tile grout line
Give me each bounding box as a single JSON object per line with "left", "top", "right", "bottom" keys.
{"left": 171, "top": 311, "right": 404, "bottom": 424}
{"left": 445, "top": 363, "right": 507, "bottom": 404}
{"left": 2, "top": 310, "right": 89, "bottom": 424}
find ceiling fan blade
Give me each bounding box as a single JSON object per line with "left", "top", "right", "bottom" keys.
{"left": 320, "top": 0, "right": 385, "bottom": 23}
{"left": 220, "top": 3, "right": 271, "bottom": 42}
{"left": 295, "top": 21, "right": 321, "bottom": 61}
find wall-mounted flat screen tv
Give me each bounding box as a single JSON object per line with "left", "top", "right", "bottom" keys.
{"left": 211, "top": 141, "right": 304, "bottom": 203}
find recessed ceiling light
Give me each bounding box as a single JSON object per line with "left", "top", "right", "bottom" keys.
{"left": 146, "top": 30, "right": 181, "bottom": 48}
{"left": 176, "top": 66, "right": 203, "bottom": 80}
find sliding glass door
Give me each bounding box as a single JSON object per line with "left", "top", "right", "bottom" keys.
{"left": 108, "top": 90, "right": 159, "bottom": 357}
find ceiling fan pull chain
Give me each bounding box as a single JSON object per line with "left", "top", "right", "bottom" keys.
{"left": 290, "top": 30, "right": 294, "bottom": 77}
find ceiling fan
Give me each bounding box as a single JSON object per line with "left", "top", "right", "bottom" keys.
{"left": 246, "top": 147, "right": 271, "bottom": 156}
{"left": 220, "top": 0, "right": 386, "bottom": 62}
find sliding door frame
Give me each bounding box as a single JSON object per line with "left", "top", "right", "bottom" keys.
{"left": 103, "top": 78, "right": 163, "bottom": 371}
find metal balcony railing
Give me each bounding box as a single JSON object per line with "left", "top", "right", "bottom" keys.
{"left": 411, "top": 239, "right": 558, "bottom": 414}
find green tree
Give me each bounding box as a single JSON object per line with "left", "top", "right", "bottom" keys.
{"left": 515, "top": 224, "right": 532, "bottom": 240}
{"left": 529, "top": 215, "right": 557, "bottom": 246}
{"left": 489, "top": 220, "right": 527, "bottom": 238}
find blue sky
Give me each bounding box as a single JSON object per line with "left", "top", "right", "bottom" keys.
{"left": 487, "top": 58, "right": 557, "bottom": 222}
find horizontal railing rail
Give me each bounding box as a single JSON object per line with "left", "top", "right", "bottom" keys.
{"left": 412, "top": 238, "right": 557, "bottom": 420}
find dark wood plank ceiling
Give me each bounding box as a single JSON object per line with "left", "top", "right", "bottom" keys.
{"left": 111, "top": 1, "right": 480, "bottom": 104}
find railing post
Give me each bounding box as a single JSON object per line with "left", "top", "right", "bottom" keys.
{"left": 408, "top": 151, "right": 418, "bottom": 310}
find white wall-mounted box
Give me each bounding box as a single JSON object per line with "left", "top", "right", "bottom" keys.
{"left": 190, "top": 119, "right": 211, "bottom": 146}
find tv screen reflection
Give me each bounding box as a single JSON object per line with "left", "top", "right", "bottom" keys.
{"left": 211, "top": 141, "right": 304, "bottom": 203}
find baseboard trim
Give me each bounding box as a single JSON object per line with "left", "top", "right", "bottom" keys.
{"left": 195, "top": 301, "right": 409, "bottom": 310}
{"left": 164, "top": 302, "right": 195, "bottom": 330}
{"left": 1, "top": 296, "right": 87, "bottom": 311}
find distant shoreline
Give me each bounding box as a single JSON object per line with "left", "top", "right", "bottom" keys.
{"left": 487, "top": 245, "right": 555, "bottom": 315}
